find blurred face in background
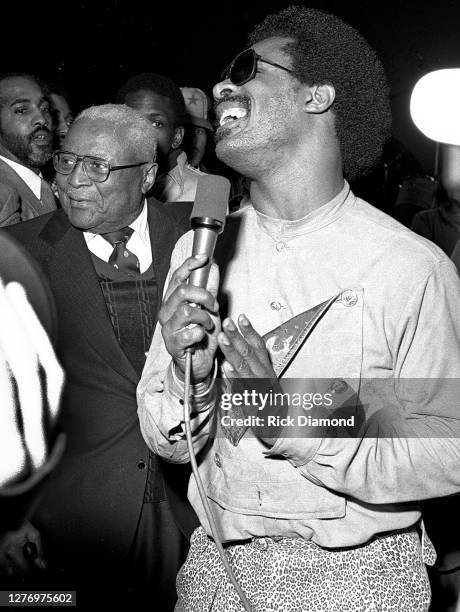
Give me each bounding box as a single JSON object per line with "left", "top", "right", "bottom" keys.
{"left": 183, "top": 125, "right": 208, "bottom": 168}
{"left": 50, "top": 93, "right": 74, "bottom": 149}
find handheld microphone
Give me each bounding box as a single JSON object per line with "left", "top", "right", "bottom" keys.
{"left": 188, "top": 175, "right": 230, "bottom": 289}
{"left": 182, "top": 174, "right": 252, "bottom": 611}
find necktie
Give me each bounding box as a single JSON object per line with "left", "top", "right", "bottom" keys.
{"left": 40, "top": 178, "right": 58, "bottom": 212}
{"left": 101, "top": 227, "right": 141, "bottom": 276}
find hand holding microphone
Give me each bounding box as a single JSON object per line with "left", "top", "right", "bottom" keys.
{"left": 160, "top": 177, "right": 253, "bottom": 612}
{"left": 159, "top": 176, "right": 229, "bottom": 382}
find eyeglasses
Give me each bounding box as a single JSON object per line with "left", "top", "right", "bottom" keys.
{"left": 220, "top": 48, "right": 293, "bottom": 86}
{"left": 53, "top": 151, "right": 150, "bottom": 183}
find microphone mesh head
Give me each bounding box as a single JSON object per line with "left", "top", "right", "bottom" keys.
{"left": 190, "top": 175, "right": 230, "bottom": 224}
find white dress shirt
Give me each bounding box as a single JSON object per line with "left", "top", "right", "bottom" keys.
{"left": 83, "top": 200, "right": 152, "bottom": 272}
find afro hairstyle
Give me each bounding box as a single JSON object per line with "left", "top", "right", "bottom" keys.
{"left": 248, "top": 6, "right": 392, "bottom": 180}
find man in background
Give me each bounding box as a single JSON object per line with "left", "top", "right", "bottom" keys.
{"left": 116, "top": 73, "right": 206, "bottom": 202}
{"left": 180, "top": 86, "right": 214, "bottom": 171}
{"left": 48, "top": 83, "right": 74, "bottom": 149}
{"left": 0, "top": 73, "right": 57, "bottom": 226}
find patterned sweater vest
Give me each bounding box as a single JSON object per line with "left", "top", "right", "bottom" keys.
{"left": 90, "top": 253, "right": 164, "bottom": 503}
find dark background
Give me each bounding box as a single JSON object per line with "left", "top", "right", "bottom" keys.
{"left": 3, "top": 0, "right": 460, "bottom": 172}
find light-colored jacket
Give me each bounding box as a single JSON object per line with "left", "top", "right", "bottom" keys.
{"left": 138, "top": 183, "right": 460, "bottom": 549}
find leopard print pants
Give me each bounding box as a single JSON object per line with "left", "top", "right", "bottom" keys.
{"left": 175, "top": 527, "right": 431, "bottom": 611}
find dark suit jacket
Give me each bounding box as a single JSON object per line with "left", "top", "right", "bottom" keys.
{"left": 0, "top": 158, "right": 57, "bottom": 226}
{"left": 4, "top": 199, "right": 196, "bottom": 568}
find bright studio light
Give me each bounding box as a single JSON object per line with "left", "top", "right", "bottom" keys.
{"left": 410, "top": 69, "right": 460, "bottom": 146}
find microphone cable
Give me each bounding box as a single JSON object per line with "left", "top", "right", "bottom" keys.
{"left": 183, "top": 349, "right": 253, "bottom": 612}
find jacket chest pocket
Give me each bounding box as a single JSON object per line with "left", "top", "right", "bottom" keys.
{"left": 206, "top": 441, "right": 346, "bottom": 520}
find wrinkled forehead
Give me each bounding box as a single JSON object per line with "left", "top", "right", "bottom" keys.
{"left": 64, "top": 118, "right": 133, "bottom": 160}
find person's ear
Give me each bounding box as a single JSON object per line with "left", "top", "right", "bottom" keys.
{"left": 171, "top": 126, "right": 184, "bottom": 150}
{"left": 304, "top": 84, "right": 336, "bottom": 114}
{"left": 141, "top": 162, "right": 158, "bottom": 194}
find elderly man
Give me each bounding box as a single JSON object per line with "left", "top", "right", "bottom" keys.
{"left": 0, "top": 73, "right": 57, "bottom": 226}
{"left": 138, "top": 7, "right": 460, "bottom": 611}
{"left": 4, "top": 104, "right": 196, "bottom": 609}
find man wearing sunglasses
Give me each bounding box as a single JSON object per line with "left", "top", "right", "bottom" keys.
{"left": 139, "top": 6, "right": 460, "bottom": 611}
{"left": 4, "top": 104, "right": 197, "bottom": 608}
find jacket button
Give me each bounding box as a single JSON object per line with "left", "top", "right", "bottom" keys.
{"left": 214, "top": 453, "right": 222, "bottom": 468}
{"left": 137, "top": 460, "right": 146, "bottom": 470}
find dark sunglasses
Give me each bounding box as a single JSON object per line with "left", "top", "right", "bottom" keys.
{"left": 220, "top": 48, "right": 293, "bottom": 86}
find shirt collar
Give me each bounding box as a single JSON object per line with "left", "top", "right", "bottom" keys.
{"left": 254, "top": 181, "right": 354, "bottom": 239}
{"left": 84, "top": 199, "right": 148, "bottom": 242}
{"left": 128, "top": 198, "right": 149, "bottom": 240}
{"left": 0, "top": 155, "right": 42, "bottom": 200}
